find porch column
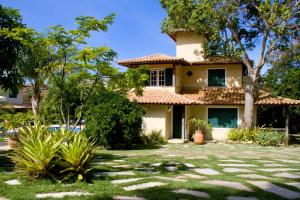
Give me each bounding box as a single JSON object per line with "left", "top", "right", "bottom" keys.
{"left": 285, "top": 106, "right": 289, "bottom": 144}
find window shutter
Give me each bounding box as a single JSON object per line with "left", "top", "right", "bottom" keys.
{"left": 165, "top": 68, "right": 173, "bottom": 86}
{"left": 144, "top": 70, "right": 150, "bottom": 86}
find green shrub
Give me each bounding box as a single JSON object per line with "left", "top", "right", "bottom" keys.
{"left": 141, "top": 130, "right": 167, "bottom": 146}
{"left": 85, "top": 90, "right": 145, "bottom": 149}
{"left": 188, "top": 118, "right": 212, "bottom": 140}
{"left": 256, "top": 129, "right": 286, "bottom": 146}
{"left": 0, "top": 137, "right": 4, "bottom": 142}
{"left": 58, "top": 131, "right": 95, "bottom": 181}
{"left": 12, "top": 124, "right": 62, "bottom": 178}
{"left": 227, "top": 128, "right": 258, "bottom": 142}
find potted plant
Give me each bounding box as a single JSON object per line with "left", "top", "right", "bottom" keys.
{"left": 189, "top": 118, "right": 210, "bottom": 145}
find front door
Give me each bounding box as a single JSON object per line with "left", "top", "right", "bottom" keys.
{"left": 173, "top": 106, "right": 184, "bottom": 138}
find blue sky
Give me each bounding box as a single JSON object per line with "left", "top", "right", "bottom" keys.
{"left": 1, "top": 0, "right": 263, "bottom": 72}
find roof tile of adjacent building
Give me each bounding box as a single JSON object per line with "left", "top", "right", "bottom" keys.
{"left": 117, "top": 54, "right": 243, "bottom": 67}
{"left": 128, "top": 88, "right": 300, "bottom": 105}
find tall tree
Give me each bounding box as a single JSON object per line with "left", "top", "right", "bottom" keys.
{"left": 0, "top": 4, "right": 24, "bottom": 92}
{"left": 160, "top": 0, "right": 299, "bottom": 128}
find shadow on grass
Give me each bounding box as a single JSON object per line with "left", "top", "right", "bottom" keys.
{"left": 0, "top": 150, "right": 14, "bottom": 173}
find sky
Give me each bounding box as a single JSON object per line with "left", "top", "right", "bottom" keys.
{"left": 1, "top": 0, "right": 263, "bottom": 72}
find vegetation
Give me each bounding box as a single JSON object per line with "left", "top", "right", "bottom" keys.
{"left": 0, "top": 111, "right": 34, "bottom": 133}
{"left": 256, "top": 129, "right": 287, "bottom": 146}
{"left": 188, "top": 118, "right": 212, "bottom": 140}
{"left": 227, "top": 128, "right": 258, "bottom": 142}
{"left": 84, "top": 90, "right": 145, "bottom": 149}
{"left": 160, "top": 0, "right": 299, "bottom": 128}
{"left": 141, "top": 130, "right": 167, "bottom": 146}
{"left": 11, "top": 124, "right": 95, "bottom": 180}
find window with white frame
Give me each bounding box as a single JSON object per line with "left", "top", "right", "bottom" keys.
{"left": 150, "top": 69, "right": 165, "bottom": 86}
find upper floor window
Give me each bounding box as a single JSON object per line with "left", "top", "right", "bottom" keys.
{"left": 8, "top": 89, "right": 18, "bottom": 98}
{"left": 148, "top": 68, "right": 173, "bottom": 87}
{"left": 208, "top": 69, "right": 225, "bottom": 87}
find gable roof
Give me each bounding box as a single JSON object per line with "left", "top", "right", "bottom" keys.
{"left": 128, "top": 87, "right": 300, "bottom": 106}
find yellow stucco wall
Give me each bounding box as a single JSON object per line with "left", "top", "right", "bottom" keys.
{"left": 181, "top": 64, "right": 243, "bottom": 89}
{"left": 142, "top": 104, "right": 171, "bottom": 138}
{"left": 176, "top": 32, "right": 205, "bottom": 62}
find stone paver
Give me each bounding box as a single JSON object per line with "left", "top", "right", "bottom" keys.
{"left": 150, "top": 163, "right": 162, "bottom": 167}
{"left": 184, "top": 163, "right": 195, "bottom": 168}
{"left": 112, "top": 165, "right": 132, "bottom": 168}
{"left": 258, "top": 168, "right": 297, "bottom": 172}
{"left": 218, "top": 164, "right": 257, "bottom": 167}
{"left": 123, "top": 182, "right": 166, "bottom": 191}
{"left": 4, "top": 179, "right": 21, "bottom": 185}
{"left": 173, "top": 189, "right": 210, "bottom": 198}
{"left": 165, "top": 166, "right": 178, "bottom": 172}
{"left": 263, "top": 163, "right": 286, "bottom": 167}
{"left": 287, "top": 182, "right": 300, "bottom": 190}
{"left": 201, "top": 180, "right": 254, "bottom": 192}
{"left": 255, "top": 160, "right": 274, "bottom": 163}
{"left": 275, "top": 159, "right": 300, "bottom": 164}
{"left": 36, "top": 192, "right": 91, "bottom": 199}
{"left": 248, "top": 181, "right": 300, "bottom": 199}
{"left": 0, "top": 197, "right": 10, "bottom": 200}
{"left": 237, "top": 174, "right": 273, "bottom": 179}
{"left": 220, "top": 159, "right": 245, "bottom": 163}
{"left": 182, "top": 173, "right": 207, "bottom": 179}
{"left": 194, "top": 168, "right": 220, "bottom": 175}
{"left": 226, "top": 197, "right": 258, "bottom": 200}
{"left": 223, "top": 168, "right": 254, "bottom": 173}
{"left": 113, "top": 196, "right": 146, "bottom": 200}
{"left": 96, "top": 171, "right": 135, "bottom": 177}
{"left": 114, "top": 160, "right": 125, "bottom": 162}
{"left": 274, "top": 172, "right": 300, "bottom": 179}
{"left": 111, "top": 178, "right": 144, "bottom": 184}
{"left": 154, "top": 176, "right": 187, "bottom": 182}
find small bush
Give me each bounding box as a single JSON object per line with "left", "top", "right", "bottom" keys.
{"left": 0, "top": 137, "right": 4, "bottom": 142}
{"left": 141, "top": 130, "right": 167, "bottom": 146}
{"left": 227, "top": 128, "right": 258, "bottom": 142}
{"left": 256, "top": 129, "right": 286, "bottom": 146}
{"left": 85, "top": 90, "right": 145, "bottom": 149}
{"left": 188, "top": 118, "right": 212, "bottom": 140}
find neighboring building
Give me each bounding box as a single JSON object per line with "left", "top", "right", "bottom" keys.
{"left": 0, "top": 86, "right": 31, "bottom": 110}
{"left": 118, "top": 31, "right": 300, "bottom": 140}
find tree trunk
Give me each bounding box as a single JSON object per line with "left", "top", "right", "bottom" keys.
{"left": 242, "top": 72, "right": 256, "bottom": 129}
{"left": 31, "top": 94, "right": 39, "bottom": 116}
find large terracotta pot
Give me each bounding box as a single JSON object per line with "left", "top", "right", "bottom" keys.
{"left": 8, "top": 137, "right": 17, "bottom": 149}
{"left": 194, "top": 130, "right": 204, "bottom": 145}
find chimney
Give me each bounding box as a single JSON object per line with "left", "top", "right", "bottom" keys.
{"left": 173, "top": 31, "right": 205, "bottom": 62}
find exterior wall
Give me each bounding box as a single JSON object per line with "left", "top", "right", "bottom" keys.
{"left": 175, "top": 65, "right": 183, "bottom": 93}
{"left": 186, "top": 104, "right": 245, "bottom": 140}
{"left": 181, "top": 64, "right": 243, "bottom": 88}
{"left": 0, "top": 88, "right": 24, "bottom": 104}
{"left": 142, "top": 104, "right": 171, "bottom": 139}
{"left": 176, "top": 32, "right": 205, "bottom": 62}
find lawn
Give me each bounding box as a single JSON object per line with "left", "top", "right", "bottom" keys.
{"left": 1, "top": 143, "right": 300, "bottom": 200}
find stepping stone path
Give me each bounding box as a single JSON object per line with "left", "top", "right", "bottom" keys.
{"left": 182, "top": 173, "right": 206, "bottom": 179}
{"left": 111, "top": 178, "right": 144, "bottom": 184}
{"left": 274, "top": 172, "right": 300, "bottom": 179}
{"left": 153, "top": 176, "right": 187, "bottom": 182}
{"left": 194, "top": 168, "right": 220, "bottom": 175}
{"left": 184, "top": 163, "right": 195, "bottom": 168}
{"left": 220, "top": 159, "right": 245, "bottom": 163}
{"left": 218, "top": 164, "right": 257, "bottom": 167}
{"left": 237, "top": 174, "right": 273, "bottom": 179}
{"left": 165, "top": 166, "right": 178, "bottom": 172}
{"left": 0, "top": 198, "right": 10, "bottom": 200}
{"left": 96, "top": 171, "right": 135, "bottom": 177}
{"left": 150, "top": 163, "right": 162, "bottom": 167}
{"left": 226, "top": 197, "right": 258, "bottom": 200}
{"left": 123, "top": 182, "right": 166, "bottom": 191}
{"left": 36, "top": 192, "right": 91, "bottom": 199}
{"left": 113, "top": 196, "right": 146, "bottom": 200}
{"left": 263, "top": 163, "right": 286, "bottom": 167}
{"left": 258, "top": 168, "right": 297, "bottom": 172}
{"left": 287, "top": 182, "right": 300, "bottom": 190}
{"left": 223, "top": 168, "right": 254, "bottom": 173}
{"left": 275, "top": 159, "right": 300, "bottom": 164}
{"left": 4, "top": 179, "right": 21, "bottom": 185}
{"left": 248, "top": 181, "right": 300, "bottom": 199}
{"left": 201, "top": 180, "right": 254, "bottom": 192}
{"left": 112, "top": 165, "right": 132, "bottom": 168}
{"left": 173, "top": 189, "right": 210, "bottom": 198}
{"left": 255, "top": 160, "right": 274, "bottom": 163}
{"left": 114, "top": 160, "right": 125, "bottom": 162}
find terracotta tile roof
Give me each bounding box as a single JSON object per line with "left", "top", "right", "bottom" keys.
{"left": 128, "top": 87, "right": 300, "bottom": 105}
{"left": 117, "top": 54, "right": 190, "bottom": 67}
{"left": 127, "top": 88, "right": 194, "bottom": 105}
{"left": 190, "top": 57, "right": 243, "bottom": 65}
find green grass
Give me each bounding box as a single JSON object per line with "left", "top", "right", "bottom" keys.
{"left": 0, "top": 137, "right": 5, "bottom": 142}
{"left": 0, "top": 143, "right": 300, "bottom": 199}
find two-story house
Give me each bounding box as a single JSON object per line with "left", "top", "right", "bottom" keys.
{"left": 118, "top": 31, "right": 300, "bottom": 141}
{"left": 0, "top": 86, "right": 31, "bottom": 110}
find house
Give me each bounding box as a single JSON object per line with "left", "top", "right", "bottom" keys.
{"left": 118, "top": 30, "right": 300, "bottom": 141}
{"left": 0, "top": 86, "right": 31, "bottom": 110}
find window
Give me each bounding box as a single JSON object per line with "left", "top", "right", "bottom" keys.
{"left": 208, "top": 108, "right": 238, "bottom": 128}
{"left": 208, "top": 69, "right": 225, "bottom": 87}
{"left": 8, "top": 90, "right": 18, "bottom": 98}
{"left": 150, "top": 69, "right": 165, "bottom": 86}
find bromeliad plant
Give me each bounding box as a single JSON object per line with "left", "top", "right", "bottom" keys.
{"left": 58, "top": 130, "right": 95, "bottom": 181}
{"left": 11, "top": 124, "right": 95, "bottom": 181}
